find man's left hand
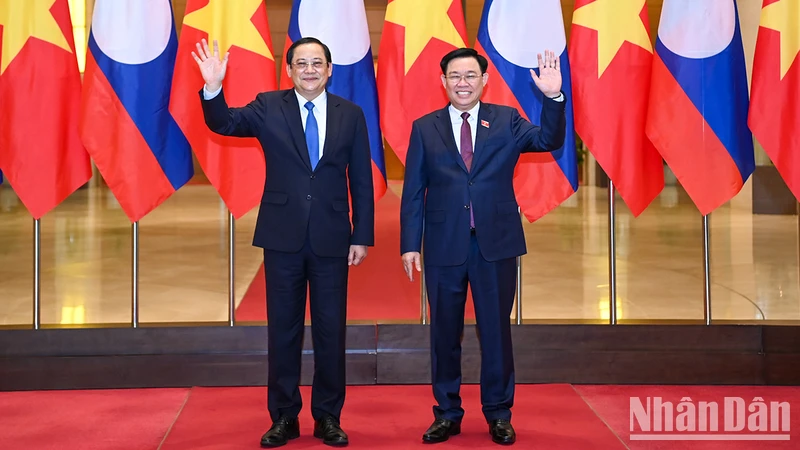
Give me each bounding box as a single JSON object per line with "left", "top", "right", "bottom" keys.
{"left": 530, "top": 49, "right": 562, "bottom": 99}
{"left": 348, "top": 245, "right": 368, "bottom": 266}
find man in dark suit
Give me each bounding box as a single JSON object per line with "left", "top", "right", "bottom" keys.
{"left": 400, "top": 48, "right": 565, "bottom": 445}
{"left": 193, "top": 37, "right": 374, "bottom": 447}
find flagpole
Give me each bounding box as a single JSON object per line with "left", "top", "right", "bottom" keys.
{"left": 703, "top": 214, "right": 712, "bottom": 325}
{"left": 33, "top": 218, "right": 41, "bottom": 330}
{"left": 515, "top": 255, "right": 523, "bottom": 325}
{"left": 228, "top": 210, "right": 235, "bottom": 327}
{"left": 608, "top": 180, "right": 618, "bottom": 325}
{"left": 515, "top": 207, "right": 523, "bottom": 325}
{"left": 132, "top": 221, "right": 139, "bottom": 328}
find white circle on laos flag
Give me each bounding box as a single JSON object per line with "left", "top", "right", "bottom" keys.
{"left": 487, "top": 0, "right": 566, "bottom": 68}
{"left": 298, "top": 0, "right": 370, "bottom": 65}
{"left": 658, "top": 0, "right": 735, "bottom": 59}
{"left": 92, "top": 0, "right": 172, "bottom": 65}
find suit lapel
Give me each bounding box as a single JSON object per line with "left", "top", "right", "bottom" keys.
{"left": 281, "top": 89, "right": 312, "bottom": 171}
{"left": 434, "top": 106, "right": 468, "bottom": 174}
{"left": 317, "top": 94, "right": 340, "bottom": 168}
{"left": 470, "top": 103, "right": 494, "bottom": 172}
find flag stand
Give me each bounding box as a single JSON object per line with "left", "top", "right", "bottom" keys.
{"left": 132, "top": 221, "right": 139, "bottom": 328}
{"left": 228, "top": 211, "right": 235, "bottom": 327}
{"left": 608, "top": 181, "right": 618, "bottom": 325}
{"left": 33, "top": 218, "right": 41, "bottom": 330}
{"left": 702, "top": 214, "right": 712, "bottom": 325}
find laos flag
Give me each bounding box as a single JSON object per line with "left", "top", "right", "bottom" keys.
{"left": 475, "top": 0, "right": 577, "bottom": 222}
{"left": 281, "top": 0, "right": 387, "bottom": 202}
{"left": 79, "top": 0, "right": 193, "bottom": 222}
{"left": 646, "top": 0, "right": 754, "bottom": 215}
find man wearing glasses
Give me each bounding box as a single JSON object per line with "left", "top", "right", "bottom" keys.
{"left": 400, "top": 48, "right": 565, "bottom": 446}
{"left": 194, "top": 36, "right": 374, "bottom": 447}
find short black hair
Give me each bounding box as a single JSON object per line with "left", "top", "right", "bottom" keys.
{"left": 440, "top": 48, "right": 488, "bottom": 74}
{"left": 286, "top": 37, "right": 332, "bottom": 66}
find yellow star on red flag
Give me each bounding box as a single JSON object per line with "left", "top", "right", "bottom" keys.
{"left": 0, "top": 0, "right": 72, "bottom": 74}
{"left": 385, "top": 0, "right": 465, "bottom": 74}
{"left": 571, "top": 0, "right": 651, "bottom": 77}
{"left": 182, "top": 0, "right": 273, "bottom": 61}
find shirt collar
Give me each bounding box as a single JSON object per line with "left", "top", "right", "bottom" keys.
{"left": 448, "top": 101, "right": 481, "bottom": 122}
{"left": 295, "top": 89, "right": 327, "bottom": 112}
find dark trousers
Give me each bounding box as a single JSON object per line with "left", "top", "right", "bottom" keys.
{"left": 263, "top": 235, "right": 349, "bottom": 422}
{"left": 425, "top": 233, "right": 517, "bottom": 423}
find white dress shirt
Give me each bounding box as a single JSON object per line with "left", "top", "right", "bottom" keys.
{"left": 203, "top": 85, "right": 328, "bottom": 157}
{"left": 447, "top": 93, "right": 564, "bottom": 154}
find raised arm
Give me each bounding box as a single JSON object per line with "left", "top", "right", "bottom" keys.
{"left": 512, "top": 101, "right": 566, "bottom": 153}
{"left": 516, "top": 50, "right": 566, "bottom": 152}
{"left": 192, "top": 38, "right": 228, "bottom": 93}
{"left": 193, "top": 39, "right": 262, "bottom": 138}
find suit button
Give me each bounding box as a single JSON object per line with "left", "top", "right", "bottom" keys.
{"left": 310, "top": 174, "right": 315, "bottom": 179}
{"left": 469, "top": 181, "right": 474, "bottom": 186}
{"left": 465, "top": 205, "right": 470, "bottom": 210}
{"left": 306, "top": 195, "right": 312, "bottom": 201}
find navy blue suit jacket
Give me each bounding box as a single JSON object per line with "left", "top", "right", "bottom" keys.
{"left": 201, "top": 88, "right": 374, "bottom": 257}
{"left": 400, "top": 98, "right": 566, "bottom": 266}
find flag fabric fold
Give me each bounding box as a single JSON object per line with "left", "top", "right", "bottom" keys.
{"left": 0, "top": 0, "right": 91, "bottom": 218}
{"left": 80, "top": 0, "right": 193, "bottom": 222}
{"left": 476, "top": 0, "right": 577, "bottom": 222}
{"left": 748, "top": 0, "right": 800, "bottom": 201}
{"left": 377, "top": 0, "right": 468, "bottom": 165}
{"left": 281, "top": 0, "right": 387, "bottom": 202}
{"left": 569, "top": 0, "right": 664, "bottom": 216}
{"left": 646, "top": 0, "right": 754, "bottom": 215}
{"left": 170, "top": 0, "right": 277, "bottom": 219}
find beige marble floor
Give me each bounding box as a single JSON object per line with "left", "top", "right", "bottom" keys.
{"left": 1, "top": 181, "right": 798, "bottom": 326}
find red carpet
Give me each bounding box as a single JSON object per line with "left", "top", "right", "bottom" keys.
{"left": 6, "top": 384, "right": 800, "bottom": 448}
{"left": 576, "top": 385, "right": 800, "bottom": 449}
{"left": 0, "top": 388, "right": 188, "bottom": 450}
{"left": 236, "top": 187, "right": 477, "bottom": 323}
{"left": 160, "top": 384, "right": 624, "bottom": 449}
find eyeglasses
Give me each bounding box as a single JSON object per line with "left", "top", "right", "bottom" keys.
{"left": 292, "top": 61, "right": 326, "bottom": 71}
{"left": 446, "top": 73, "right": 482, "bottom": 83}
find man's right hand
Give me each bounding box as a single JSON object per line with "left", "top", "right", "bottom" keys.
{"left": 402, "top": 252, "right": 422, "bottom": 282}
{"left": 192, "top": 38, "right": 228, "bottom": 93}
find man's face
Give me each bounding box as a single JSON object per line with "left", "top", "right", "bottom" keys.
{"left": 441, "top": 57, "right": 487, "bottom": 112}
{"left": 287, "top": 43, "right": 332, "bottom": 100}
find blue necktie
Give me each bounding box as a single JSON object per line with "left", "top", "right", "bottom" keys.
{"left": 304, "top": 101, "right": 319, "bottom": 170}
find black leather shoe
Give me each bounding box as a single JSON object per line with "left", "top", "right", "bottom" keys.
{"left": 313, "top": 416, "right": 348, "bottom": 446}
{"left": 260, "top": 416, "right": 300, "bottom": 448}
{"left": 489, "top": 419, "right": 516, "bottom": 445}
{"left": 422, "top": 418, "right": 461, "bottom": 443}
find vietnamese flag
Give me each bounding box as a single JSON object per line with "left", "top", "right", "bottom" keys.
{"left": 377, "top": 0, "right": 467, "bottom": 165}
{"left": 0, "top": 0, "right": 91, "bottom": 219}
{"left": 569, "top": 0, "right": 664, "bottom": 216}
{"left": 169, "top": 0, "right": 277, "bottom": 219}
{"left": 748, "top": 0, "right": 800, "bottom": 201}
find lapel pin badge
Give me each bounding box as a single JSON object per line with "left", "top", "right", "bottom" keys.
{"left": 481, "top": 120, "right": 489, "bottom": 128}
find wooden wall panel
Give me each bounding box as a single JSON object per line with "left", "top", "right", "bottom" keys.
{"left": 5, "top": 323, "right": 798, "bottom": 390}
